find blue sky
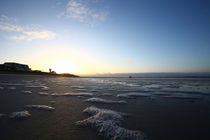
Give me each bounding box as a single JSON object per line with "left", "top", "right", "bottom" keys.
{"left": 0, "top": 0, "right": 210, "bottom": 74}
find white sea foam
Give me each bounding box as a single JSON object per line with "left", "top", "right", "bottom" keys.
{"left": 75, "top": 88, "right": 86, "bottom": 91}
{"left": 83, "top": 106, "right": 127, "bottom": 116}
{"left": 85, "top": 97, "right": 126, "bottom": 104}
{"left": 76, "top": 106, "right": 147, "bottom": 140}
{"left": 143, "top": 84, "right": 161, "bottom": 89}
{"left": 117, "top": 94, "right": 135, "bottom": 98}
{"left": 41, "top": 86, "right": 49, "bottom": 90}
{"left": 51, "top": 93, "right": 62, "bottom": 96}
{"left": 63, "top": 92, "right": 93, "bottom": 97}
{"left": 77, "top": 96, "right": 86, "bottom": 99}
{"left": 22, "top": 90, "right": 32, "bottom": 94}
{"left": 51, "top": 92, "right": 93, "bottom": 97}
{"left": 0, "top": 86, "right": 4, "bottom": 89}
{"left": 25, "top": 105, "right": 55, "bottom": 111}
{"left": 71, "top": 86, "right": 85, "bottom": 88}
{"left": 25, "top": 85, "right": 49, "bottom": 90}
{"left": 2, "top": 83, "right": 25, "bottom": 86}
{"left": 39, "top": 92, "right": 49, "bottom": 95}
{"left": 10, "top": 110, "right": 31, "bottom": 119}
{"left": 117, "top": 92, "right": 151, "bottom": 98}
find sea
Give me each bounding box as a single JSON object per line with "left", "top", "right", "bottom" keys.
{"left": 0, "top": 74, "right": 210, "bottom": 140}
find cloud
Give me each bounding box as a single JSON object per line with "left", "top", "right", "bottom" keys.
{"left": 0, "top": 15, "right": 19, "bottom": 23}
{"left": 66, "top": 0, "right": 91, "bottom": 22}
{"left": 65, "top": 0, "right": 108, "bottom": 24}
{"left": 0, "top": 15, "right": 56, "bottom": 41}
{"left": 9, "top": 30, "right": 56, "bottom": 41}
{"left": 0, "top": 22, "right": 24, "bottom": 32}
{"left": 9, "top": 35, "right": 26, "bottom": 40}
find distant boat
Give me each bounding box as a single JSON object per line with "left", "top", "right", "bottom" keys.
{"left": 129, "top": 76, "right": 132, "bottom": 78}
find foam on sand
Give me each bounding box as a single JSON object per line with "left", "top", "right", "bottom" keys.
{"left": 1, "top": 83, "right": 24, "bottom": 86}
{"left": 117, "top": 92, "right": 151, "bottom": 98}
{"left": 82, "top": 106, "right": 127, "bottom": 116}
{"left": 85, "top": 97, "right": 127, "bottom": 104}
{"left": 25, "top": 105, "right": 55, "bottom": 111}
{"left": 25, "top": 85, "right": 49, "bottom": 90}
{"left": 63, "top": 92, "right": 93, "bottom": 97}
{"left": 51, "top": 92, "right": 93, "bottom": 97}
{"left": 10, "top": 110, "right": 31, "bottom": 119}
{"left": 22, "top": 90, "right": 32, "bottom": 94}
{"left": 77, "top": 96, "right": 86, "bottom": 99}
{"left": 51, "top": 93, "right": 62, "bottom": 96}
{"left": 76, "top": 106, "right": 147, "bottom": 140}
{"left": 70, "top": 86, "right": 85, "bottom": 88}
{"left": 39, "top": 92, "right": 49, "bottom": 95}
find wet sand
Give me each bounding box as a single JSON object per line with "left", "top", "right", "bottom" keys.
{"left": 0, "top": 74, "right": 210, "bottom": 140}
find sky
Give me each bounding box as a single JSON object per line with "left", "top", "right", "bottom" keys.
{"left": 0, "top": 0, "right": 210, "bottom": 75}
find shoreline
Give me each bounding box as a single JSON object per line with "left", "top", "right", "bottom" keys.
{"left": 1, "top": 73, "right": 210, "bottom": 79}
{"left": 1, "top": 71, "right": 210, "bottom": 79}
{"left": 0, "top": 71, "right": 79, "bottom": 77}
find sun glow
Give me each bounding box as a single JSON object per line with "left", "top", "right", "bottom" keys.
{"left": 50, "top": 60, "right": 77, "bottom": 74}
